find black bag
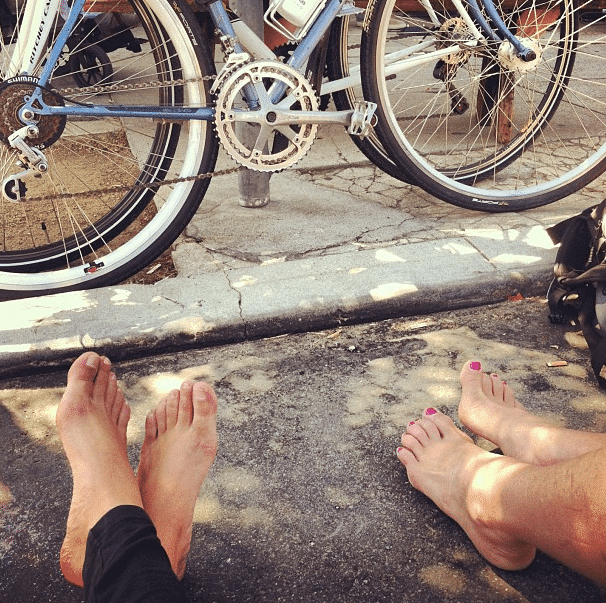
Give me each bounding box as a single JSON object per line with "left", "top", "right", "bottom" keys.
{"left": 547, "top": 199, "right": 606, "bottom": 388}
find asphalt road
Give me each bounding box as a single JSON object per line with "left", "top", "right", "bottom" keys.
{"left": 2, "top": 297, "right": 606, "bottom": 603}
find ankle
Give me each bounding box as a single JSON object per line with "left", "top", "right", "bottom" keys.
{"left": 464, "top": 454, "right": 520, "bottom": 531}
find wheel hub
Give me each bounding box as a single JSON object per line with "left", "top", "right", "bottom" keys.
{"left": 0, "top": 77, "right": 66, "bottom": 150}
{"left": 498, "top": 38, "right": 543, "bottom": 72}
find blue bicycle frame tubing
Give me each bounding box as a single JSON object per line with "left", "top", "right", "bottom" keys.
{"left": 286, "top": 0, "right": 345, "bottom": 72}
{"left": 28, "top": 0, "right": 345, "bottom": 120}
{"left": 465, "top": 0, "right": 538, "bottom": 61}
{"left": 37, "top": 0, "right": 87, "bottom": 87}
{"left": 23, "top": 0, "right": 87, "bottom": 108}
{"left": 268, "top": 0, "right": 345, "bottom": 104}
{"left": 205, "top": 0, "right": 344, "bottom": 107}
{"left": 26, "top": 0, "right": 216, "bottom": 121}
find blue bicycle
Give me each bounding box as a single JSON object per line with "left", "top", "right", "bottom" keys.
{"left": 0, "top": 0, "right": 603, "bottom": 298}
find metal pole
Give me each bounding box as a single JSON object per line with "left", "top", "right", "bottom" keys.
{"left": 231, "top": 0, "right": 271, "bottom": 208}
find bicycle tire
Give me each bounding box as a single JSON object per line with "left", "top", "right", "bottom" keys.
{"left": 362, "top": 0, "right": 606, "bottom": 212}
{"left": 0, "top": 0, "right": 218, "bottom": 299}
{"left": 325, "top": 13, "right": 414, "bottom": 183}
{"left": 68, "top": 43, "right": 113, "bottom": 88}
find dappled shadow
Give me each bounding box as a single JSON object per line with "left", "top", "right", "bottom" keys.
{"left": 2, "top": 312, "right": 606, "bottom": 602}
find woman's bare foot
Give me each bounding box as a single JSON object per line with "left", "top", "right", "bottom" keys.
{"left": 397, "top": 409, "right": 536, "bottom": 571}
{"left": 137, "top": 380, "right": 218, "bottom": 579}
{"left": 57, "top": 352, "right": 142, "bottom": 587}
{"left": 458, "top": 361, "right": 606, "bottom": 465}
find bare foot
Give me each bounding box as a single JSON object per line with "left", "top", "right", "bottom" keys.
{"left": 398, "top": 409, "right": 536, "bottom": 571}
{"left": 57, "top": 352, "right": 142, "bottom": 587}
{"left": 458, "top": 361, "right": 606, "bottom": 465}
{"left": 137, "top": 381, "right": 218, "bottom": 579}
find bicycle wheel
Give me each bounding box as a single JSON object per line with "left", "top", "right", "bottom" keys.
{"left": 69, "top": 43, "right": 113, "bottom": 87}
{"left": 0, "top": 0, "right": 218, "bottom": 299}
{"left": 326, "top": 13, "right": 413, "bottom": 183}
{"left": 362, "top": 0, "right": 606, "bottom": 211}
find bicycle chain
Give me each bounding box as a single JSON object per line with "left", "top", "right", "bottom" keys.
{"left": 14, "top": 43, "right": 365, "bottom": 202}
{"left": 55, "top": 74, "right": 217, "bottom": 98}
{"left": 14, "top": 73, "right": 233, "bottom": 203}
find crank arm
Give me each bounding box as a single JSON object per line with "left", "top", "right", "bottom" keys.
{"left": 228, "top": 101, "right": 377, "bottom": 136}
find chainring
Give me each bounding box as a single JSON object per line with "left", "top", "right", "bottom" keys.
{"left": 215, "top": 60, "right": 319, "bottom": 172}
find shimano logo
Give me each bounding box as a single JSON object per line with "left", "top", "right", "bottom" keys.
{"left": 8, "top": 75, "right": 38, "bottom": 84}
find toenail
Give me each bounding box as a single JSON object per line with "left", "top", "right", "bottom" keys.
{"left": 470, "top": 361, "right": 481, "bottom": 371}
{"left": 408, "top": 420, "right": 415, "bottom": 427}
{"left": 84, "top": 355, "right": 98, "bottom": 367}
{"left": 396, "top": 447, "right": 404, "bottom": 455}
{"left": 425, "top": 408, "right": 437, "bottom": 416}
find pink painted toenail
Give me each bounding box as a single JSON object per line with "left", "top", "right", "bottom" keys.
{"left": 396, "top": 447, "right": 404, "bottom": 455}
{"left": 470, "top": 361, "right": 481, "bottom": 371}
{"left": 425, "top": 408, "right": 437, "bottom": 416}
{"left": 408, "top": 420, "right": 415, "bottom": 427}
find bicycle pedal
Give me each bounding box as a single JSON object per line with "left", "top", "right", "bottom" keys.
{"left": 348, "top": 101, "right": 377, "bottom": 138}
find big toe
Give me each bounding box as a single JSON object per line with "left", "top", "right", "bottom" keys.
{"left": 424, "top": 408, "right": 472, "bottom": 443}
{"left": 66, "top": 352, "right": 101, "bottom": 390}
{"left": 460, "top": 360, "right": 484, "bottom": 392}
{"left": 193, "top": 382, "right": 218, "bottom": 420}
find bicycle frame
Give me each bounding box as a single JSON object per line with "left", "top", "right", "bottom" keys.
{"left": 17, "top": 0, "right": 349, "bottom": 123}
{"left": 10, "top": 0, "right": 543, "bottom": 125}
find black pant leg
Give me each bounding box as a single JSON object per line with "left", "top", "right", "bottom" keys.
{"left": 82, "top": 505, "right": 189, "bottom": 603}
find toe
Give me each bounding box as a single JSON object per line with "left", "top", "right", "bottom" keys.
{"left": 118, "top": 398, "right": 131, "bottom": 434}
{"left": 107, "top": 373, "right": 121, "bottom": 422}
{"left": 460, "top": 360, "right": 484, "bottom": 393}
{"left": 91, "top": 357, "right": 112, "bottom": 404}
{"left": 144, "top": 410, "right": 158, "bottom": 441}
{"left": 489, "top": 374, "right": 506, "bottom": 401}
{"left": 178, "top": 381, "right": 195, "bottom": 426}
{"left": 396, "top": 444, "right": 417, "bottom": 466}
{"left": 165, "top": 389, "right": 179, "bottom": 430}
{"left": 406, "top": 420, "right": 432, "bottom": 444}
{"left": 423, "top": 410, "right": 473, "bottom": 443}
{"left": 156, "top": 396, "right": 169, "bottom": 435}
{"left": 400, "top": 433, "right": 424, "bottom": 461}
{"left": 502, "top": 382, "right": 517, "bottom": 407}
{"left": 192, "top": 383, "right": 218, "bottom": 420}
{"left": 65, "top": 352, "right": 100, "bottom": 391}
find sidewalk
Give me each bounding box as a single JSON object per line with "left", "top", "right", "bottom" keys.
{"left": 0, "top": 123, "right": 604, "bottom": 377}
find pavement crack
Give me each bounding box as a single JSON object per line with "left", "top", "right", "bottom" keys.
{"left": 199, "top": 246, "right": 246, "bottom": 331}
{"left": 223, "top": 267, "right": 245, "bottom": 331}
{"left": 159, "top": 296, "right": 185, "bottom": 309}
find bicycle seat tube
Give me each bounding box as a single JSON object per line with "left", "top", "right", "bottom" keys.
{"left": 270, "top": 0, "right": 345, "bottom": 104}
{"left": 205, "top": 0, "right": 262, "bottom": 109}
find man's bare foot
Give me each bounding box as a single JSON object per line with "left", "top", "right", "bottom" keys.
{"left": 398, "top": 409, "right": 536, "bottom": 571}
{"left": 137, "top": 380, "right": 218, "bottom": 579}
{"left": 57, "top": 352, "right": 142, "bottom": 587}
{"left": 458, "top": 361, "right": 606, "bottom": 465}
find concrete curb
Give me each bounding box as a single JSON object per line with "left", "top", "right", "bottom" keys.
{"left": 0, "top": 235, "right": 555, "bottom": 378}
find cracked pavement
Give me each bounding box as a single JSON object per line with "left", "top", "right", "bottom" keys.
{"left": 0, "top": 123, "right": 604, "bottom": 378}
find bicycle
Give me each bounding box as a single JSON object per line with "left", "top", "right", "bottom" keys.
{"left": 0, "top": 0, "right": 604, "bottom": 299}
{"left": 359, "top": 0, "right": 606, "bottom": 210}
